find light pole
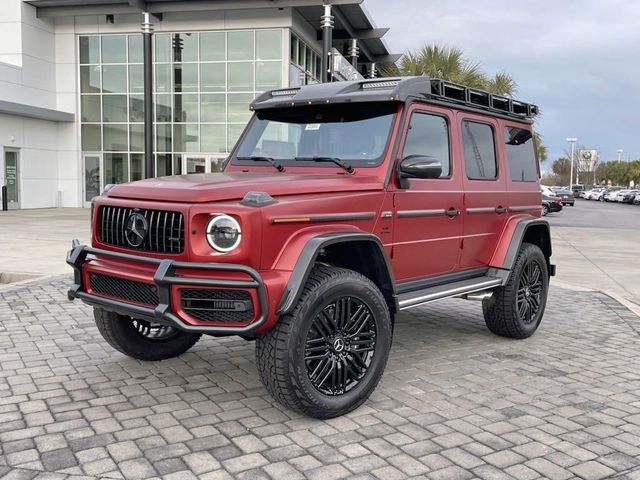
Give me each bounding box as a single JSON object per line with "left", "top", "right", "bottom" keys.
{"left": 617, "top": 149, "right": 623, "bottom": 163}
{"left": 566, "top": 137, "right": 577, "bottom": 189}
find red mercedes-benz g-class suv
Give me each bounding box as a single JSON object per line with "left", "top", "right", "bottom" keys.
{"left": 68, "top": 77, "right": 554, "bottom": 419}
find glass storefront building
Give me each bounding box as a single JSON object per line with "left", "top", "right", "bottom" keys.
{"left": 4, "top": 1, "right": 397, "bottom": 208}
{"left": 79, "top": 29, "right": 285, "bottom": 200}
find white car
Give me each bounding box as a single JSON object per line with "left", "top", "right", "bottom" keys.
{"left": 604, "top": 189, "right": 623, "bottom": 201}
{"left": 588, "top": 188, "right": 605, "bottom": 200}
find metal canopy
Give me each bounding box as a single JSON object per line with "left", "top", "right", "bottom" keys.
{"left": 24, "top": 0, "right": 400, "bottom": 66}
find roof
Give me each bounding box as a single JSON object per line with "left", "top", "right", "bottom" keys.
{"left": 251, "top": 76, "right": 539, "bottom": 122}
{"left": 23, "top": 0, "right": 400, "bottom": 66}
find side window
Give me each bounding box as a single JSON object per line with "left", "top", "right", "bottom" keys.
{"left": 504, "top": 127, "right": 538, "bottom": 181}
{"left": 462, "top": 120, "right": 497, "bottom": 179}
{"left": 402, "top": 112, "right": 451, "bottom": 177}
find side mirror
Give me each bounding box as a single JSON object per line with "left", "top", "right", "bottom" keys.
{"left": 398, "top": 155, "right": 442, "bottom": 188}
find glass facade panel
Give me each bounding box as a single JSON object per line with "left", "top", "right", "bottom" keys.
{"left": 227, "top": 124, "right": 245, "bottom": 151}
{"left": 200, "top": 32, "right": 225, "bottom": 61}
{"left": 156, "top": 124, "right": 172, "bottom": 152}
{"left": 129, "top": 64, "right": 144, "bottom": 93}
{"left": 130, "top": 124, "right": 144, "bottom": 151}
{"left": 102, "top": 35, "right": 127, "bottom": 63}
{"left": 227, "top": 93, "right": 253, "bottom": 123}
{"left": 102, "top": 95, "right": 128, "bottom": 122}
{"left": 155, "top": 94, "right": 172, "bottom": 122}
{"left": 256, "top": 30, "right": 281, "bottom": 60}
{"left": 201, "top": 124, "right": 226, "bottom": 152}
{"left": 81, "top": 95, "right": 101, "bottom": 122}
{"left": 81, "top": 29, "right": 284, "bottom": 191}
{"left": 174, "top": 63, "right": 198, "bottom": 92}
{"left": 155, "top": 63, "right": 172, "bottom": 93}
{"left": 104, "top": 153, "right": 129, "bottom": 184}
{"left": 155, "top": 34, "right": 171, "bottom": 62}
{"left": 80, "top": 66, "right": 101, "bottom": 93}
{"left": 228, "top": 31, "right": 254, "bottom": 61}
{"left": 174, "top": 124, "right": 199, "bottom": 152}
{"left": 228, "top": 62, "right": 253, "bottom": 91}
{"left": 79, "top": 36, "right": 100, "bottom": 64}
{"left": 128, "top": 35, "right": 143, "bottom": 63}
{"left": 173, "top": 94, "right": 199, "bottom": 122}
{"left": 102, "top": 65, "right": 127, "bottom": 93}
{"left": 201, "top": 63, "right": 225, "bottom": 92}
{"left": 129, "top": 94, "right": 144, "bottom": 122}
{"left": 130, "top": 153, "right": 144, "bottom": 181}
{"left": 82, "top": 124, "right": 101, "bottom": 151}
{"left": 256, "top": 61, "right": 281, "bottom": 91}
{"left": 201, "top": 94, "right": 225, "bottom": 122}
{"left": 103, "top": 124, "right": 128, "bottom": 151}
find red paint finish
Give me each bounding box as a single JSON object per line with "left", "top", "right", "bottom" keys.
{"left": 78, "top": 99, "right": 543, "bottom": 334}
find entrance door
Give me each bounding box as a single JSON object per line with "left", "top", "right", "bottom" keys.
{"left": 83, "top": 154, "right": 102, "bottom": 207}
{"left": 183, "top": 154, "right": 227, "bottom": 174}
{"left": 4, "top": 149, "right": 20, "bottom": 210}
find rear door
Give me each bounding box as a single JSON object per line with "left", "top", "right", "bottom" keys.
{"left": 458, "top": 114, "right": 508, "bottom": 269}
{"left": 391, "top": 104, "right": 463, "bottom": 282}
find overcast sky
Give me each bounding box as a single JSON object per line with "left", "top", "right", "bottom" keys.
{"left": 365, "top": 0, "right": 639, "bottom": 166}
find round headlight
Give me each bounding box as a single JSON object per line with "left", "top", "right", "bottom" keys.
{"left": 206, "top": 215, "right": 241, "bottom": 252}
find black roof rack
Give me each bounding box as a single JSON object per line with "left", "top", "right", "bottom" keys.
{"left": 251, "top": 77, "right": 538, "bottom": 121}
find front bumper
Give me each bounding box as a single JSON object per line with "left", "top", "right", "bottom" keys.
{"left": 66, "top": 241, "right": 268, "bottom": 335}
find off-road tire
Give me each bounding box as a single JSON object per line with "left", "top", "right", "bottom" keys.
{"left": 94, "top": 308, "right": 202, "bottom": 361}
{"left": 255, "top": 265, "right": 392, "bottom": 419}
{"left": 482, "top": 243, "right": 548, "bottom": 339}
{"left": 541, "top": 204, "right": 549, "bottom": 216}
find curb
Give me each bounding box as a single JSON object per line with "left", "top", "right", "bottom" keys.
{"left": 552, "top": 279, "right": 640, "bottom": 318}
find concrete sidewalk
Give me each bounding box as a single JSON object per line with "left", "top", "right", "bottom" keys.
{"left": 0, "top": 208, "right": 90, "bottom": 277}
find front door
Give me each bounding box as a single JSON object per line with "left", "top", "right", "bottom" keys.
{"left": 4, "top": 149, "right": 20, "bottom": 210}
{"left": 183, "top": 154, "right": 227, "bottom": 174}
{"left": 83, "top": 154, "right": 102, "bottom": 207}
{"left": 392, "top": 106, "right": 463, "bottom": 282}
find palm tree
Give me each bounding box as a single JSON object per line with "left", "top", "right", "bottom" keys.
{"left": 384, "top": 44, "right": 516, "bottom": 96}
{"left": 384, "top": 43, "right": 549, "bottom": 160}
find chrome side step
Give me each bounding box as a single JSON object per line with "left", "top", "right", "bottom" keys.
{"left": 398, "top": 276, "right": 502, "bottom": 311}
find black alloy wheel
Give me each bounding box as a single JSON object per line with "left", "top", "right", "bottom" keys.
{"left": 304, "top": 297, "right": 377, "bottom": 396}
{"left": 132, "top": 319, "right": 181, "bottom": 341}
{"left": 516, "top": 261, "right": 544, "bottom": 324}
{"left": 94, "top": 308, "right": 202, "bottom": 360}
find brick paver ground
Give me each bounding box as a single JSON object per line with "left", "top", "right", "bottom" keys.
{"left": 2, "top": 277, "right": 640, "bottom": 479}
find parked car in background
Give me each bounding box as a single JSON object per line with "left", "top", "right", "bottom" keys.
{"left": 571, "top": 184, "right": 585, "bottom": 197}
{"left": 634, "top": 192, "right": 640, "bottom": 205}
{"left": 620, "top": 190, "right": 639, "bottom": 204}
{"left": 555, "top": 188, "right": 575, "bottom": 206}
{"left": 541, "top": 186, "right": 563, "bottom": 215}
{"left": 604, "top": 187, "right": 623, "bottom": 201}
{"left": 589, "top": 188, "right": 606, "bottom": 201}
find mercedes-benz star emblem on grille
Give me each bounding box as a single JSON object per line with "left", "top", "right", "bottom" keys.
{"left": 124, "top": 212, "right": 149, "bottom": 247}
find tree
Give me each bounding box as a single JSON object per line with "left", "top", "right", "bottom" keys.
{"left": 384, "top": 43, "right": 548, "bottom": 160}
{"left": 550, "top": 157, "right": 571, "bottom": 186}
{"left": 385, "top": 44, "right": 516, "bottom": 96}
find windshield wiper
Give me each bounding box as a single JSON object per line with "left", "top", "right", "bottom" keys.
{"left": 294, "top": 156, "right": 354, "bottom": 174}
{"left": 237, "top": 156, "right": 285, "bottom": 172}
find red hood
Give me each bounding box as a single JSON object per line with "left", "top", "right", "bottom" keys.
{"left": 106, "top": 172, "right": 384, "bottom": 203}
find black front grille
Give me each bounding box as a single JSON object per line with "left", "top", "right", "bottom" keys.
{"left": 90, "top": 273, "right": 159, "bottom": 306}
{"left": 181, "top": 289, "right": 254, "bottom": 322}
{"left": 99, "top": 206, "right": 184, "bottom": 254}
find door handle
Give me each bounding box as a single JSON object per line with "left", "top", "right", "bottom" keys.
{"left": 445, "top": 208, "right": 460, "bottom": 218}
{"left": 494, "top": 206, "right": 507, "bottom": 214}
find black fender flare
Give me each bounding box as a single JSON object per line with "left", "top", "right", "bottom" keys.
{"left": 502, "top": 218, "right": 554, "bottom": 276}
{"left": 277, "top": 232, "right": 397, "bottom": 316}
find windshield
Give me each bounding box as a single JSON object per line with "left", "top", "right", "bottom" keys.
{"left": 231, "top": 103, "right": 397, "bottom": 168}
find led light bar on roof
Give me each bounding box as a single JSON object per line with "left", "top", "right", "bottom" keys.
{"left": 271, "top": 88, "right": 300, "bottom": 97}
{"left": 361, "top": 80, "right": 401, "bottom": 90}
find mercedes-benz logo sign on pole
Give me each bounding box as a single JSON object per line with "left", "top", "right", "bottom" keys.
{"left": 125, "top": 213, "right": 148, "bottom": 247}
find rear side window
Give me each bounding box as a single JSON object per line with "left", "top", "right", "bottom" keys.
{"left": 462, "top": 121, "right": 497, "bottom": 179}
{"left": 402, "top": 113, "right": 451, "bottom": 177}
{"left": 504, "top": 127, "right": 538, "bottom": 181}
